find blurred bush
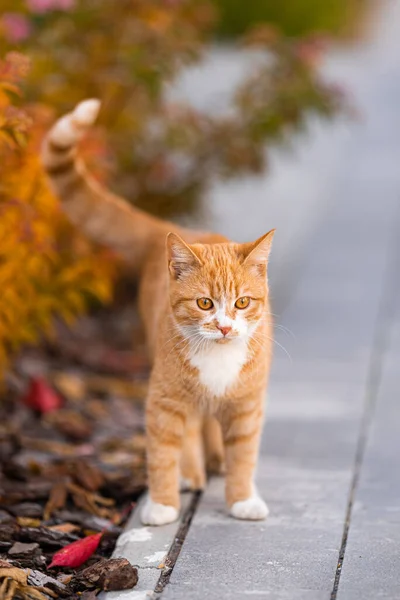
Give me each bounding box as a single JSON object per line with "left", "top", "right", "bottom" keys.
{"left": 0, "top": 53, "right": 114, "bottom": 375}
{"left": 214, "top": 0, "right": 366, "bottom": 38}
{"left": 0, "top": 0, "right": 344, "bottom": 376}
{"left": 1, "top": 0, "right": 343, "bottom": 217}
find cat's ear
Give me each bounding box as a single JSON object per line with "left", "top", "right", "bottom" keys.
{"left": 242, "top": 229, "right": 275, "bottom": 274}
{"left": 166, "top": 232, "right": 202, "bottom": 280}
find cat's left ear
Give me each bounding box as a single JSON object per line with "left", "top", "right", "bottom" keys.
{"left": 243, "top": 229, "right": 275, "bottom": 274}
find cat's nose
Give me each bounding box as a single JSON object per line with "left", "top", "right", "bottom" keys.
{"left": 217, "top": 325, "right": 232, "bottom": 337}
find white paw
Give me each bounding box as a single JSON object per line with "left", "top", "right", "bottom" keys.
{"left": 140, "top": 498, "right": 179, "bottom": 526}
{"left": 230, "top": 495, "right": 269, "bottom": 521}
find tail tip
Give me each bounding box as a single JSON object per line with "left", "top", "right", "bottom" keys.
{"left": 72, "top": 98, "right": 101, "bottom": 127}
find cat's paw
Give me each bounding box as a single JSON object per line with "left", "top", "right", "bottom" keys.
{"left": 140, "top": 498, "right": 179, "bottom": 526}
{"left": 229, "top": 495, "right": 269, "bottom": 521}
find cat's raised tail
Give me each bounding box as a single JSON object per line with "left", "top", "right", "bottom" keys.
{"left": 42, "top": 99, "right": 169, "bottom": 269}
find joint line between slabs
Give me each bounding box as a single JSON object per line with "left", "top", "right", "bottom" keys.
{"left": 154, "top": 491, "right": 202, "bottom": 596}
{"left": 330, "top": 203, "right": 400, "bottom": 600}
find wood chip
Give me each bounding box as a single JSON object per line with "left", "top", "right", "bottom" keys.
{"left": 8, "top": 542, "right": 39, "bottom": 556}
{"left": 79, "top": 557, "right": 139, "bottom": 591}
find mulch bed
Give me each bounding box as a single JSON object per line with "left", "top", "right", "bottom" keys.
{"left": 0, "top": 308, "right": 150, "bottom": 599}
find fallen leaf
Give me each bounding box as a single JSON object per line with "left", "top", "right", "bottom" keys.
{"left": 19, "top": 436, "right": 78, "bottom": 457}
{"left": 17, "top": 517, "right": 41, "bottom": 528}
{"left": 44, "top": 482, "right": 67, "bottom": 521}
{"left": 46, "top": 410, "right": 92, "bottom": 441}
{"left": 47, "top": 523, "right": 79, "bottom": 534}
{"left": 0, "top": 565, "right": 28, "bottom": 586}
{"left": 48, "top": 532, "right": 103, "bottom": 569}
{"left": 35, "top": 586, "right": 58, "bottom": 599}
{"left": 56, "top": 573, "right": 73, "bottom": 585}
{"left": 68, "top": 482, "right": 114, "bottom": 518}
{"left": 51, "top": 372, "right": 86, "bottom": 402}
{"left": 21, "top": 378, "right": 63, "bottom": 414}
{"left": 70, "top": 460, "right": 104, "bottom": 492}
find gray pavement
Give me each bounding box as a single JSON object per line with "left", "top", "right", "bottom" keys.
{"left": 107, "top": 1, "right": 400, "bottom": 597}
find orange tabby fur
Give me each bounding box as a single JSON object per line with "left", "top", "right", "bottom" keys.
{"left": 42, "top": 100, "right": 275, "bottom": 525}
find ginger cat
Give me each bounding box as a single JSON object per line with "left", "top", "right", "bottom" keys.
{"left": 42, "top": 100, "right": 275, "bottom": 525}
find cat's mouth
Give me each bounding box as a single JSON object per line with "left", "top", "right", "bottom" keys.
{"left": 215, "top": 337, "right": 232, "bottom": 345}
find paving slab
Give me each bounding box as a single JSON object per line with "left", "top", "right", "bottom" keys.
{"left": 337, "top": 252, "right": 400, "bottom": 599}
{"left": 101, "top": 493, "right": 194, "bottom": 600}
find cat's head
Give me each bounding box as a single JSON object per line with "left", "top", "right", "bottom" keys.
{"left": 166, "top": 230, "right": 275, "bottom": 345}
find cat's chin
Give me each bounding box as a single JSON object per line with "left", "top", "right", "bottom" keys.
{"left": 215, "top": 337, "right": 231, "bottom": 344}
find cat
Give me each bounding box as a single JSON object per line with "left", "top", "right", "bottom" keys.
{"left": 42, "top": 99, "right": 275, "bottom": 525}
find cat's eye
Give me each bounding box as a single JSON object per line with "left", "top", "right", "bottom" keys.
{"left": 197, "top": 298, "right": 214, "bottom": 310}
{"left": 235, "top": 297, "right": 250, "bottom": 309}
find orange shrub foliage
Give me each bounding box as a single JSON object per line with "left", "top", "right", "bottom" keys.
{"left": 0, "top": 53, "right": 114, "bottom": 375}
{"left": 0, "top": 1, "right": 343, "bottom": 217}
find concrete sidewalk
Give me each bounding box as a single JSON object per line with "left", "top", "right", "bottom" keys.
{"left": 105, "top": 1, "right": 400, "bottom": 598}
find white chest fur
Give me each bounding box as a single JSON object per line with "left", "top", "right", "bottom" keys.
{"left": 189, "top": 339, "right": 249, "bottom": 397}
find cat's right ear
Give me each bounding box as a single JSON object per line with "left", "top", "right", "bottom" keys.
{"left": 166, "top": 233, "right": 202, "bottom": 280}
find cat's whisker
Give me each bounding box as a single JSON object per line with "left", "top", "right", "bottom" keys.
{"left": 169, "top": 330, "right": 201, "bottom": 356}
{"left": 253, "top": 331, "right": 292, "bottom": 362}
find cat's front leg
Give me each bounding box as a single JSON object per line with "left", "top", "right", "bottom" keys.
{"left": 221, "top": 395, "right": 268, "bottom": 521}
{"left": 180, "top": 412, "right": 206, "bottom": 491}
{"left": 141, "top": 389, "right": 186, "bottom": 526}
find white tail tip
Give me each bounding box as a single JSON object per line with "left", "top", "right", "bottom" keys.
{"left": 72, "top": 99, "right": 101, "bottom": 127}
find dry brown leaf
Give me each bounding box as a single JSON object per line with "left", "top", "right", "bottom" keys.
{"left": 51, "top": 372, "right": 86, "bottom": 402}
{"left": 2, "top": 578, "right": 16, "bottom": 600}
{"left": 46, "top": 410, "right": 92, "bottom": 441}
{"left": 17, "top": 517, "right": 41, "bottom": 528}
{"left": 70, "top": 460, "right": 104, "bottom": 492}
{"left": 19, "top": 584, "right": 48, "bottom": 599}
{"left": 84, "top": 375, "right": 147, "bottom": 400}
{"left": 57, "top": 573, "right": 73, "bottom": 585}
{"left": 44, "top": 482, "right": 67, "bottom": 521}
{"left": 47, "top": 522, "right": 79, "bottom": 534}
{"left": 0, "top": 566, "right": 28, "bottom": 586}
{"left": 20, "top": 437, "right": 78, "bottom": 457}
{"left": 67, "top": 482, "right": 113, "bottom": 518}
{"left": 32, "top": 586, "right": 57, "bottom": 598}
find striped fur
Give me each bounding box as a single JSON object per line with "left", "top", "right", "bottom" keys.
{"left": 42, "top": 100, "right": 275, "bottom": 525}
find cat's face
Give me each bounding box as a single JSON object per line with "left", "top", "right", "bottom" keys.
{"left": 167, "top": 231, "right": 274, "bottom": 345}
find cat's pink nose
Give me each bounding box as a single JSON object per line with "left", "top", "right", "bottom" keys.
{"left": 217, "top": 325, "right": 232, "bottom": 337}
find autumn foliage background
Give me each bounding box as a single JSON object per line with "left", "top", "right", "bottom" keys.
{"left": 0, "top": 0, "right": 357, "bottom": 380}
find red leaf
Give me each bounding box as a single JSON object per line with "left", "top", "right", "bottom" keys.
{"left": 48, "top": 532, "right": 102, "bottom": 569}
{"left": 21, "top": 377, "right": 63, "bottom": 414}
